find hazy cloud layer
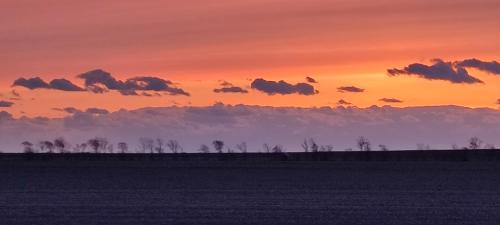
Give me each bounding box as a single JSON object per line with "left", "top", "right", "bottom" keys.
{"left": 251, "top": 78, "right": 319, "bottom": 95}
{"left": 457, "top": 58, "right": 500, "bottom": 75}
{"left": 337, "top": 86, "right": 364, "bottom": 93}
{"left": 0, "top": 101, "right": 14, "bottom": 107}
{"left": 2, "top": 104, "right": 500, "bottom": 152}
{"left": 388, "top": 59, "right": 483, "bottom": 84}
{"left": 379, "top": 98, "right": 403, "bottom": 103}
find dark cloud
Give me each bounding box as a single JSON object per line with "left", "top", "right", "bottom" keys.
{"left": 213, "top": 85, "right": 248, "bottom": 94}
{"left": 457, "top": 58, "right": 500, "bottom": 75}
{"left": 49, "top": 79, "right": 85, "bottom": 91}
{"left": 387, "top": 59, "right": 483, "bottom": 84}
{"left": 85, "top": 108, "right": 110, "bottom": 115}
{"left": 0, "top": 101, "right": 14, "bottom": 108}
{"left": 337, "top": 86, "right": 364, "bottom": 93}
{"left": 337, "top": 99, "right": 352, "bottom": 105}
{"left": 306, "top": 76, "right": 317, "bottom": 83}
{"left": 78, "top": 69, "right": 190, "bottom": 96}
{"left": 13, "top": 77, "right": 84, "bottom": 91}
{"left": 251, "top": 78, "right": 319, "bottom": 95}
{"left": 496, "top": 99, "right": 500, "bottom": 105}
{"left": 379, "top": 98, "right": 403, "bottom": 103}
{"left": 13, "top": 77, "right": 50, "bottom": 89}
{"left": 78, "top": 69, "right": 123, "bottom": 90}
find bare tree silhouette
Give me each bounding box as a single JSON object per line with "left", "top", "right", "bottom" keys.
{"left": 54, "top": 137, "right": 68, "bottom": 153}
{"left": 167, "top": 140, "right": 182, "bottom": 154}
{"left": 301, "top": 139, "right": 309, "bottom": 152}
{"left": 118, "top": 142, "right": 128, "bottom": 154}
{"left": 22, "top": 141, "right": 35, "bottom": 153}
{"left": 468, "top": 137, "right": 483, "bottom": 150}
{"left": 236, "top": 142, "right": 247, "bottom": 153}
{"left": 139, "top": 138, "right": 154, "bottom": 154}
{"left": 39, "top": 141, "right": 54, "bottom": 153}
{"left": 378, "top": 144, "right": 388, "bottom": 151}
{"left": 198, "top": 144, "right": 210, "bottom": 153}
{"left": 74, "top": 143, "right": 88, "bottom": 153}
{"left": 309, "top": 138, "right": 319, "bottom": 153}
{"left": 155, "top": 138, "right": 166, "bottom": 154}
{"left": 263, "top": 143, "right": 272, "bottom": 153}
{"left": 356, "top": 136, "right": 371, "bottom": 151}
{"left": 88, "top": 137, "right": 109, "bottom": 153}
{"left": 213, "top": 140, "right": 224, "bottom": 153}
{"left": 272, "top": 145, "right": 285, "bottom": 153}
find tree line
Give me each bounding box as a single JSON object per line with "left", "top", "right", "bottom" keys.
{"left": 19, "top": 136, "right": 495, "bottom": 154}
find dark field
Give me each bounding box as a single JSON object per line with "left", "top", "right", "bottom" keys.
{"left": 1, "top": 152, "right": 500, "bottom": 225}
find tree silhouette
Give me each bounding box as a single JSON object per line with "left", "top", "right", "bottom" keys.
{"left": 301, "top": 139, "right": 309, "bottom": 152}
{"left": 236, "top": 142, "right": 247, "bottom": 153}
{"left": 167, "top": 140, "right": 182, "bottom": 154}
{"left": 54, "top": 137, "right": 68, "bottom": 153}
{"left": 39, "top": 141, "right": 54, "bottom": 153}
{"left": 198, "top": 144, "right": 210, "bottom": 153}
{"left": 356, "top": 136, "right": 371, "bottom": 151}
{"left": 309, "top": 138, "right": 319, "bottom": 153}
{"left": 87, "top": 137, "right": 108, "bottom": 153}
{"left": 139, "top": 138, "right": 154, "bottom": 154}
{"left": 155, "top": 138, "right": 166, "bottom": 154}
{"left": 118, "top": 142, "right": 128, "bottom": 154}
{"left": 213, "top": 140, "right": 224, "bottom": 153}
{"left": 378, "top": 144, "right": 388, "bottom": 151}
{"left": 22, "top": 141, "right": 35, "bottom": 153}
{"left": 468, "top": 137, "right": 483, "bottom": 150}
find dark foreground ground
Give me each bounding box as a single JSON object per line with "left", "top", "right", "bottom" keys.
{"left": 1, "top": 151, "right": 500, "bottom": 225}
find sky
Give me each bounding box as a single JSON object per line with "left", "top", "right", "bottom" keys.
{"left": 1, "top": 0, "right": 500, "bottom": 151}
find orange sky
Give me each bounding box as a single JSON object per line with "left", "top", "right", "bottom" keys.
{"left": 1, "top": 0, "right": 500, "bottom": 117}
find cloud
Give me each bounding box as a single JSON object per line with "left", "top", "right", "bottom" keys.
{"left": 85, "top": 108, "right": 109, "bottom": 115}
{"left": 337, "top": 86, "right": 364, "bottom": 93}
{"left": 49, "top": 79, "right": 85, "bottom": 91}
{"left": 306, "top": 76, "right": 317, "bottom": 83}
{"left": 379, "top": 98, "right": 403, "bottom": 103}
{"left": 213, "top": 81, "right": 248, "bottom": 94}
{"left": 337, "top": 99, "right": 352, "bottom": 105}
{"left": 13, "top": 77, "right": 50, "bottom": 89}
{"left": 0, "top": 101, "right": 14, "bottom": 108}
{"left": 387, "top": 59, "right": 483, "bottom": 84}
{"left": 78, "top": 69, "right": 190, "bottom": 96}
{"left": 13, "top": 77, "right": 84, "bottom": 91}
{"left": 457, "top": 58, "right": 500, "bottom": 75}
{"left": 251, "top": 78, "right": 319, "bottom": 95}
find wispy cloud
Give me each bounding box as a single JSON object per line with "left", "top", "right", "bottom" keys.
{"left": 337, "top": 86, "right": 364, "bottom": 93}
{"left": 379, "top": 98, "right": 403, "bottom": 103}
{"left": 0, "top": 101, "right": 14, "bottom": 108}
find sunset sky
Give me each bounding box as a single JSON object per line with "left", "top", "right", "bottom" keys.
{"left": 1, "top": 0, "right": 500, "bottom": 118}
